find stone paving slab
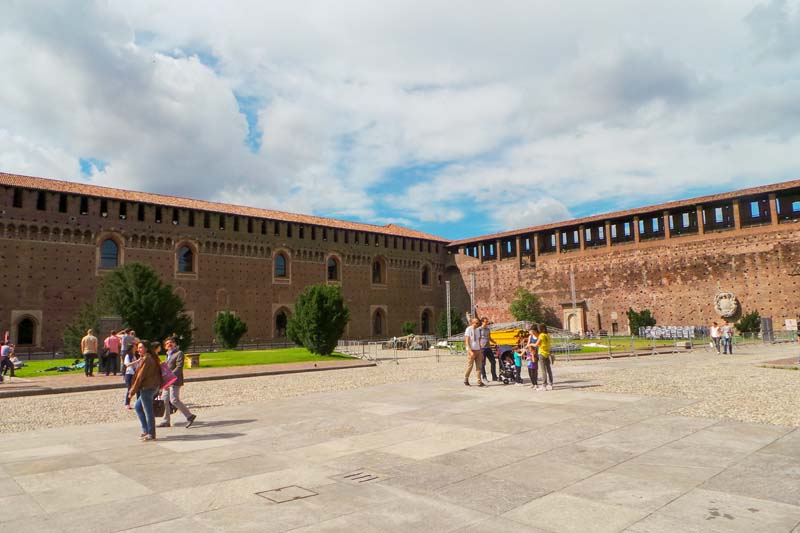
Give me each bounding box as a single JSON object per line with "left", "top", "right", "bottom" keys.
{"left": 1, "top": 379, "right": 799, "bottom": 532}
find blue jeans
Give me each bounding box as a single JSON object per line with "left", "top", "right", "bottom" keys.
{"left": 134, "top": 388, "right": 157, "bottom": 437}
{"left": 722, "top": 337, "right": 732, "bottom": 354}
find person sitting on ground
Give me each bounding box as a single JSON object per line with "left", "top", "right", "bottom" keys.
{"left": 9, "top": 354, "right": 23, "bottom": 370}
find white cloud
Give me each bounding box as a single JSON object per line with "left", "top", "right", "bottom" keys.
{"left": 1, "top": 0, "right": 799, "bottom": 240}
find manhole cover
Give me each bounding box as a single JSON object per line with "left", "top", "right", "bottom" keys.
{"left": 338, "top": 470, "right": 383, "bottom": 484}
{"left": 256, "top": 485, "right": 317, "bottom": 503}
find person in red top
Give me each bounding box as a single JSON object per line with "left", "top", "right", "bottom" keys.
{"left": 103, "top": 330, "right": 122, "bottom": 376}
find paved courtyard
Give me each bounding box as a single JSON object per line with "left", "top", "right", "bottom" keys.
{"left": 1, "top": 352, "right": 799, "bottom": 532}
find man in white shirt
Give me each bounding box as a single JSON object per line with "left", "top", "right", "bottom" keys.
{"left": 464, "top": 317, "right": 485, "bottom": 387}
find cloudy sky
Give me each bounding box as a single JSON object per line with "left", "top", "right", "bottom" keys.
{"left": 1, "top": 1, "right": 799, "bottom": 240}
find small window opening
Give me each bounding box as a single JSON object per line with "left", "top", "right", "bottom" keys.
{"left": 100, "top": 199, "right": 108, "bottom": 217}
{"left": 155, "top": 206, "right": 162, "bottom": 223}
{"left": 119, "top": 202, "right": 127, "bottom": 220}
{"left": 58, "top": 194, "right": 68, "bottom": 213}
{"left": 203, "top": 213, "right": 210, "bottom": 228}
{"left": 12, "top": 189, "right": 23, "bottom": 208}
{"left": 138, "top": 204, "right": 145, "bottom": 221}
{"left": 36, "top": 191, "right": 47, "bottom": 211}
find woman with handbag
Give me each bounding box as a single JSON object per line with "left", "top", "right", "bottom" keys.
{"left": 128, "top": 341, "right": 163, "bottom": 442}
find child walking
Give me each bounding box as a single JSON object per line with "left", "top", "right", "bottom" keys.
{"left": 533, "top": 324, "right": 554, "bottom": 390}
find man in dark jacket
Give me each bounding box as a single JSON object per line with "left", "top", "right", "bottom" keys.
{"left": 157, "top": 337, "right": 197, "bottom": 428}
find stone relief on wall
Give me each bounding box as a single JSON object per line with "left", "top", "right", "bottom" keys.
{"left": 714, "top": 292, "right": 739, "bottom": 318}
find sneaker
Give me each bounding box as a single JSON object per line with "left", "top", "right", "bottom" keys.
{"left": 142, "top": 435, "right": 156, "bottom": 442}
{"left": 536, "top": 386, "right": 544, "bottom": 391}
{"left": 157, "top": 421, "right": 171, "bottom": 428}
{"left": 186, "top": 414, "right": 197, "bottom": 428}
{"left": 124, "top": 405, "right": 132, "bottom": 410}
{"left": 546, "top": 385, "right": 553, "bottom": 391}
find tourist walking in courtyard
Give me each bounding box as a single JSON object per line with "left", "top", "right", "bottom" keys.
{"left": 103, "top": 330, "right": 121, "bottom": 376}
{"left": 526, "top": 325, "right": 540, "bottom": 389}
{"left": 533, "top": 324, "right": 554, "bottom": 390}
{"left": 0, "top": 342, "right": 15, "bottom": 379}
{"left": 478, "top": 317, "right": 497, "bottom": 382}
{"left": 464, "top": 317, "right": 485, "bottom": 386}
{"left": 158, "top": 337, "right": 197, "bottom": 428}
{"left": 721, "top": 321, "right": 734, "bottom": 354}
{"left": 710, "top": 322, "right": 721, "bottom": 354}
{"left": 80, "top": 329, "right": 98, "bottom": 377}
{"left": 122, "top": 343, "right": 142, "bottom": 409}
{"left": 129, "top": 341, "right": 163, "bottom": 441}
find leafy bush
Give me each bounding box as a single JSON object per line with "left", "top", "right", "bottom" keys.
{"left": 214, "top": 312, "right": 248, "bottom": 349}
{"left": 287, "top": 284, "right": 350, "bottom": 355}
{"left": 735, "top": 311, "right": 761, "bottom": 333}
{"left": 98, "top": 263, "right": 193, "bottom": 349}
{"left": 509, "top": 288, "right": 545, "bottom": 323}
{"left": 436, "top": 308, "right": 465, "bottom": 338}
{"left": 626, "top": 307, "right": 656, "bottom": 335}
{"left": 402, "top": 321, "right": 416, "bottom": 335}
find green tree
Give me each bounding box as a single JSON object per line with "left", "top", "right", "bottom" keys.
{"left": 98, "top": 263, "right": 193, "bottom": 349}
{"left": 626, "top": 307, "right": 656, "bottom": 335}
{"left": 436, "top": 308, "right": 465, "bottom": 338}
{"left": 735, "top": 311, "right": 761, "bottom": 333}
{"left": 402, "top": 321, "right": 416, "bottom": 335}
{"left": 62, "top": 302, "right": 104, "bottom": 356}
{"left": 287, "top": 284, "right": 350, "bottom": 355}
{"left": 214, "top": 312, "right": 248, "bottom": 349}
{"left": 509, "top": 288, "right": 545, "bottom": 323}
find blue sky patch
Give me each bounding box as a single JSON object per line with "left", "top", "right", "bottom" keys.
{"left": 234, "top": 93, "right": 263, "bottom": 153}
{"left": 79, "top": 157, "right": 108, "bottom": 177}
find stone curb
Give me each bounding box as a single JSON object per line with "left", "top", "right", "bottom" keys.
{"left": 0, "top": 360, "right": 376, "bottom": 399}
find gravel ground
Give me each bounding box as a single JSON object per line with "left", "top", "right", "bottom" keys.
{"left": 3, "top": 345, "right": 797, "bottom": 433}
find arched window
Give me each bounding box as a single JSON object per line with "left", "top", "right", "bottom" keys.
{"left": 275, "top": 311, "right": 288, "bottom": 337}
{"left": 372, "top": 309, "right": 385, "bottom": 336}
{"left": 99, "top": 239, "right": 119, "bottom": 269}
{"left": 17, "top": 318, "right": 34, "bottom": 345}
{"left": 327, "top": 257, "right": 339, "bottom": 281}
{"left": 421, "top": 265, "right": 430, "bottom": 286}
{"left": 421, "top": 310, "right": 432, "bottom": 334}
{"left": 177, "top": 246, "right": 193, "bottom": 273}
{"left": 275, "top": 253, "right": 287, "bottom": 278}
{"left": 372, "top": 257, "right": 386, "bottom": 284}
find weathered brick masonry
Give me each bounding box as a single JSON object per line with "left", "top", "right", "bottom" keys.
{"left": 0, "top": 173, "right": 448, "bottom": 349}
{"left": 3, "top": 172, "right": 799, "bottom": 349}
{"left": 449, "top": 181, "right": 800, "bottom": 333}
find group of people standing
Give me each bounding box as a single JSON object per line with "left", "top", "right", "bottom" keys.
{"left": 464, "top": 317, "right": 555, "bottom": 390}
{"left": 709, "top": 321, "right": 734, "bottom": 354}
{"left": 81, "top": 329, "right": 197, "bottom": 441}
{"left": 79, "top": 329, "right": 138, "bottom": 377}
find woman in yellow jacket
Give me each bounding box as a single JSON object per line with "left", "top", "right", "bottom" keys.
{"left": 532, "top": 324, "right": 554, "bottom": 391}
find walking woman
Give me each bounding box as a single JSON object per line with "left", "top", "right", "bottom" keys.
{"left": 533, "top": 324, "right": 554, "bottom": 391}
{"left": 128, "top": 341, "right": 163, "bottom": 441}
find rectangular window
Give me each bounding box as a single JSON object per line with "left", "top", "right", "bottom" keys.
{"left": 100, "top": 199, "right": 108, "bottom": 217}
{"left": 80, "top": 197, "right": 89, "bottom": 215}
{"left": 36, "top": 191, "right": 47, "bottom": 211}
{"left": 138, "top": 204, "right": 145, "bottom": 221}
{"left": 652, "top": 218, "right": 659, "bottom": 232}
{"left": 12, "top": 188, "right": 23, "bottom": 208}
{"left": 287, "top": 223, "right": 292, "bottom": 237}
{"left": 119, "top": 202, "right": 127, "bottom": 220}
{"left": 714, "top": 207, "right": 723, "bottom": 223}
{"left": 247, "top": 218, "right": 253, "bottom": 233}
{"left": 204, "top": 212, "right": 210, "bottom": 228}
{"left": 611, "top": 225, "right": 617, "bottom": 239}
{"left": 375, "top": 234, "right": 379, "bottom": 246}
{"left": 385, "top": 236, "right": 389, "bottom": 248}
{"left": 299, "top": 226, "right": 305, "bottom": 239}
{"left": 155, "top": 206, "right": 162, "bottom": 223}
{"left": 524, "top": 237, "right": 531, "bottom": 251}
{"left": 489, "top": 244, "right": 495, "bottom": 256}
{"left": 354, "top": 232, "right": 359, "bottom": 244}
{"left": 506, "top": 241, "right": 512, "bottom": 254}
{"left": 623, "top": 222, "right": 631, "bottom": 237}
{"left": 274, "top": 221, "right": 280, "bottom": 236}
{"left": 793, "top": 201, "right": 800, "bottom": 213}
{"left": 261, "top": 221, "right": 266, "bottom": 235}
{"left": 411, "top": 239, "right": 415, "bottom": 251}
{"left": 585, "top": 228, "right": 592, "bottom": 242}
{"left": 311, "top": 226, "right": 316, "bottom": 240}
{"left": 682, "top": 212, "right": 690, "bottom": 227}
{"left": 171, "top": 208, "right": 178, "bottom": 225}
{"left": 333, "top": 229, "right": 338, "bottom": 242}
{"left": 233, "top": 216, "right": 239, "bottom": 232}
{"left": 364, "top": 232, "right": 369, "bottom": 245}
{"left": 598, "top": 227, "right": 604, "bottom": 240}
{"left": 393, "top": 237, "right": 397, "bottom": 249}
{"left": 188, "top": 211, "right": 195, "bottom": 226}
{"left": 638, "top": 220, "right": 645, "bottom": 234}
{"left": 58, "top": 194, "right": 68, "bottom": 213}
{"left": 323, "top": 228, "right": 328, "bottom": 241}
{"left": 750, "top": 202, "right": 759, "bottom": 218}
{"left": 550, "top": 234, "right": 556, "bottom": 247}
{"left": 344, "top": 230, "right": 349, "bottom": 244}
{"left": 402, "top": 238, "right": 406, "bottom": 250}
{"left": 561, "top": 232, "right": 567, "bottom": 245}
{"left": 218, "top": 214, "right": 225, "bottom": 230}
{"left": 435, "top": 243, "right": 439, "bottom": 253}
{"left": 572, "top": 230, "right": 579, "bottom": 243}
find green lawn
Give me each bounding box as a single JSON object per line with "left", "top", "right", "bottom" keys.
{"left": 7, "top": 348, "right": 354, "bottom": 377}
{"left": 189, "top": 347, "right": 354, "bottom": 369}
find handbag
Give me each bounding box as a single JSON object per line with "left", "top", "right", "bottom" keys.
{"left": 153, "top": 398, "right": 166, "bottom": 417}
{"left": 160, "top": 362, "right": 178, "bottom": 390}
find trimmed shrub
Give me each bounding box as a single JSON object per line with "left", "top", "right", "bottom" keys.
{"left": 287, "top": 284, "right": 350, "bottom": 355}
{"left": 214, "top": 312, "right": 248, "bottom": 349}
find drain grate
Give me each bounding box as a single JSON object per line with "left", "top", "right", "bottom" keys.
{"left": 339, "top": 470, "right": 383, "bottom": 484}
{"left": 256, "top": 485, "right": 318, "bottom": 504}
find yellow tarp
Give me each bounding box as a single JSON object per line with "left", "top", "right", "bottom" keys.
{"left": 491, "top": 328, "right": 528, "bottom": 347}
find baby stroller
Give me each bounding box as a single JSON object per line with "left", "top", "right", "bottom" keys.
{"left": 497, "top": 346, "right": 517, "bottom": 385}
